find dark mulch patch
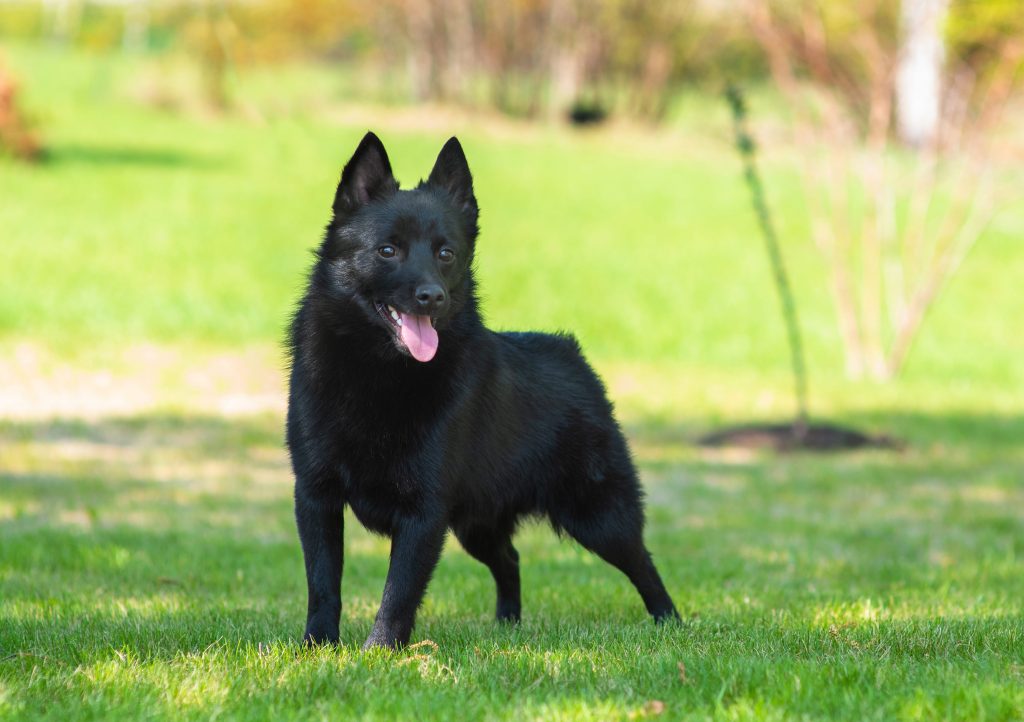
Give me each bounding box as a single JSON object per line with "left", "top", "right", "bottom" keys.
{"left": 698, "top": 422, "right": 900, "bottom": 453}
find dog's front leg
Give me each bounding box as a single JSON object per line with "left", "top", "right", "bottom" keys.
{"left": 363, "top": 513, "right": 447, "bottom": 650}
{"left": 296, "top": 491, "right": 344, "bottom": 646}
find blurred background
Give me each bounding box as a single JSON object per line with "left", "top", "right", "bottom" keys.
{"left": 2, "top": 0, "right": 1023, "bottom": 398}
{"left": 3, "top": 0, "right": 1024, "bottom": 386}
{"left": 3, "top": 3, "right": 1024, "bottom": 718}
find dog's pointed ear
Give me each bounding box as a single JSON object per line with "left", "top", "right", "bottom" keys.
{"left": 333, "top": 132, "right": 398, "bottom": 217}
{"left": 428, "top": 137, "right": 478, "bottom": 229}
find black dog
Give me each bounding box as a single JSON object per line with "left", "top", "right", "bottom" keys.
{"left": 286, "top": 132, "right": 679, "bottom": 649}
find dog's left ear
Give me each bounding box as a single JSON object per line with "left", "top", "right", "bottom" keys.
{"left": 428, "top": 137, "right": 479, "bottom": 233}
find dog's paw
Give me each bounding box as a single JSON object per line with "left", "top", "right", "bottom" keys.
{"left": 653, "top": 608, "right": 683, "bottom": 625}
{"left": 302, "top": 625, "right": 340, "bottom": 647}
{"left": 361, "top": 621, "right": 411, "bottom": 650}
{"left": 361, "top": 633, "right": 401, "bottom": 651}
{"left": 495, "top": 602, "right": 521, "bottom": 624}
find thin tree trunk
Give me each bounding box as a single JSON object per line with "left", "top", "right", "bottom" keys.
{"left": 405, "top": 0, "right": 434, "bottom": 102}
{"left": 547, "top": 0, "right": 581, "bottom": 121}
{"left": 442, "top": 0, "right": 474, "bottom": 104}
{"left": 896, "top": 0, "right": 950, "bottom": 148}
{"left": 727, "top": 86, "right": 810, "bottom": 434}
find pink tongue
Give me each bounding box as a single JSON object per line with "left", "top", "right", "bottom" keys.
{"left": 399, "top": 312, "right": 439, "bottom": 362}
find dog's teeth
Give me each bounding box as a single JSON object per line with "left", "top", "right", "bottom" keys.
{"left": 389, "top": 307, "right": 399, "bottom": 322}
{"left": 397, "top": 318, "right": 403, "bottom": 326}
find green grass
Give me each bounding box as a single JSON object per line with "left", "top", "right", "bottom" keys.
{"left": 2, "top": 403, "right": 1023, "bottom": 721}
{"left": 2, "top": 43, "right": 1024, "bottom": 721}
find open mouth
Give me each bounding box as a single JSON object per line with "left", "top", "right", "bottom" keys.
{"left": 375, "top": 302, "right": 439, "bottom": 363}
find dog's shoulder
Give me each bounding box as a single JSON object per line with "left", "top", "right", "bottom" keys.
{"left": 492, "top": 330, "right": 603, "bottom": 392}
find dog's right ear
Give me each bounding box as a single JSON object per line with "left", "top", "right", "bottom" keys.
{"left": 332, "top": 132, "right": 398, "bottom": 217}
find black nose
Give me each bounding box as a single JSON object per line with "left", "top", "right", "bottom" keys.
{"left": 414, "top": 283, "right": 447, "bottom": 312}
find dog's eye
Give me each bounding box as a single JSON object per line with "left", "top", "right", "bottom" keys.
{"left": 438, "top": 248, "right": 455, "bottom": 263}
{"left": 378, "top": 245, "right": 397, "bottom": 258}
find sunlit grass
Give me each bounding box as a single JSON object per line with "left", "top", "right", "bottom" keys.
{"left": 1, "top": 43, "right": 1023, "bottom": 721}
{"left": 2, "top": 372, "right": 1023, "bottom": 720}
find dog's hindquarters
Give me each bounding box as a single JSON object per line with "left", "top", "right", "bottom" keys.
{"left": 496, "top": 332, "right": 680, "bottom": 622}
{"left": 546, "top": 416, "right": 680, "bottom": 622}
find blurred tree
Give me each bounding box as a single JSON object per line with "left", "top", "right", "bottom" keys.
{"left": 0, "top": 60, "right": 42, "bottom": 161}
{"left": 122, "top": 0, "right": 151, "bottom": 52}
{"left": 0, "top": 0, "right": 759, "bottom": 123}
{"left": 179, "top": 1, "right": 235, "bottom": 111}
{"left": 600, "top": 0, "right": 700, "bottom": 122}
{"left": 365, "top": 0, "right": 705, "bottom": 121}
{"left": 43, "top": 0, "right": 82, "bottom": 43}
{"left": 726, "top": 85, "right": 808, "bottom": 436}
{"left": 706, "top": 85, "right": 890, "bottom": 451}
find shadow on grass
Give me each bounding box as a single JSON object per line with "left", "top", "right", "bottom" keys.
{"left": 1, "top": 410, "right": 1022, "bottom": 720}
{"left": 44, "top": 144, "right": 221, "bottom": 169}
{"left": 1, "top": 410, "right": 1022, "bottom": 659}
{"left": 1, "top": 413, "right": 282, "bottom": 449}
{"left": 626, "top": 408, "right": 1024, "bottom": 458}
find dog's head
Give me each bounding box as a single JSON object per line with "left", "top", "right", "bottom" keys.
{"left": 316, "top": 132, "right": 479, "bottom": 362}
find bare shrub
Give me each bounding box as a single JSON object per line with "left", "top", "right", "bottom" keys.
{"left": 747, "top": 0, "right": 1022, "bottom": 380}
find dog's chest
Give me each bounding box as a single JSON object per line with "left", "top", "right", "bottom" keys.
{"left": 326, "top": 401, "right": 443, "bottom": 497}
{"left": 340, "top": 444, "right": 439, "bottom": 534}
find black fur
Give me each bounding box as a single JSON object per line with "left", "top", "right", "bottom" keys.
{"left": 286, "top": 132, "right": 679, "bottom": 649}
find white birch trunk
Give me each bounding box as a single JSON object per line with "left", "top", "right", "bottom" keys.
{"left": 896, "top": 0, "right": 950, "bottom": 147}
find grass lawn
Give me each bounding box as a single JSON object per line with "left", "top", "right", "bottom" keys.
{"left": 1, "top": 44, "right": 1023, "bottom": 721}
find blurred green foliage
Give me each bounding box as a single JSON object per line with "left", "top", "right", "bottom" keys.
{"left": 948, "top": 0, "right": 1024, "bottom": 68}
{"left": 2, "top": 42, "right": 1023, "bottom": 389}
{"left": 1, "top": 0, "right": 1019, "bottom": 122}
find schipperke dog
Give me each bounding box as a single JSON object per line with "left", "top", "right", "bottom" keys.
{"left": 286, "top": 132, "right": 679, "bottom": 650}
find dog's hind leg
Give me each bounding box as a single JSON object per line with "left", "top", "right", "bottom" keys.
{"left": 556, "top": 497, "right": 680, "bottom": 623}
{"left": 453, "top": 523, "right": 521, "bottom": 622}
